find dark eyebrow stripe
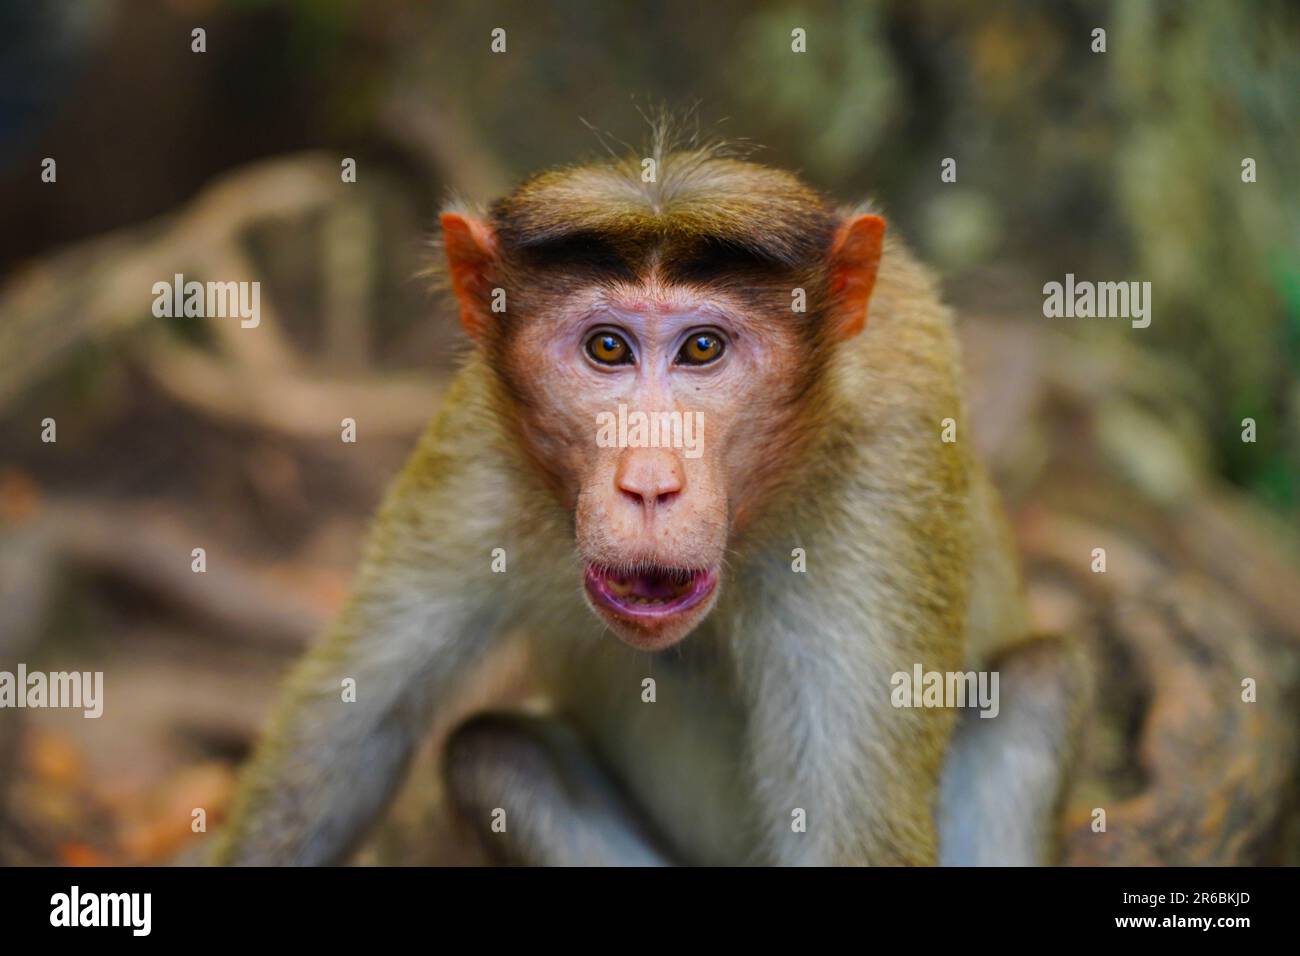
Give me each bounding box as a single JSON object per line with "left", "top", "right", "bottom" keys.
{"left": 510, "top": 231, "right": 638, "bottom": 281}
{"left": 659, "top": 238, "right": 795, "bottom": 285}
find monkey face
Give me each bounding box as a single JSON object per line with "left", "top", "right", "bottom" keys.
{"left": 441, "top": 178, "right": 884, "bottom": 652}
{"left": 504, "top": 282, "right": 810, "bottom": 651}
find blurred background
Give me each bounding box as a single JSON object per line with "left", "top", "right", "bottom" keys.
{"left": 0, "top": 0, "right": 1296, "bottom": 865}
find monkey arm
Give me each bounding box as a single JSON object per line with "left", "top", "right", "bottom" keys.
{"left": 212, "top": 369, "right": 520, "bottom": 865}
{"left": 443, "top": 712, "right": 674, "bottom": 866}
{"left": 211, "top": 582, "right": 505, "bottom": 865}
{"left": 939, "top": 635, "right": 1090, "bottom": 865}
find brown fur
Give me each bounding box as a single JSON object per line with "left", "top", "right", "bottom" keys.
{"left": 214, "top": 145, "right": 1084, "bottom": 867}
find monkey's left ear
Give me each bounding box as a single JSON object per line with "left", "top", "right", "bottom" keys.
{"left": 827, "top": 214, "right": 886, "bottom": 339}
{"left": 440, "top": 212, "right": 499, "bottom": 342}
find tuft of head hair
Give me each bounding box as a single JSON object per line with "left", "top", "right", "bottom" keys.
{"left": 489, "top": 136, "right": 839, "bottom": 279}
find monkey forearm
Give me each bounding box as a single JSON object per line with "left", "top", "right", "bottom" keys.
{"left": 214, "top": 384, "right": 521, "bottom": 865}
{"left": 212, "top": 583, "right": 503, "bottom": 865}
{"left": 445, "top": 713, "right": 674, "bottom": 866}
{"left": 211, "top": 660, "right": 424, "bottom": 865}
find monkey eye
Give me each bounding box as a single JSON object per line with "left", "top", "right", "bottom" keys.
{"left": 676, "top": 331, "right": 725, "bottom": 366}
{"left": 585, "top": 330, "right": 634, "bottom": 366}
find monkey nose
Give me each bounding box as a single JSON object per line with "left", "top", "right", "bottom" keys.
{"left": 615, "top": 448, "right": 685, "bottom": 512}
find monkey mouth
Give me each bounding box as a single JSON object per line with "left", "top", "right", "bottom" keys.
{"left": 584, "top": 564, "right": 718, "bottom": 621}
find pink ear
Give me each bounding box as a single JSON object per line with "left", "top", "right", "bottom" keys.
{"left": 440, "top": 212, "right": 499, "bottom": 341}
{"left": 828, "top": 214, "right": 886, "bottom": 339}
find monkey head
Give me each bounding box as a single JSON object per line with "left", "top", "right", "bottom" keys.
{"left": 440, "top": 149, "right": 884, "bottom": 651}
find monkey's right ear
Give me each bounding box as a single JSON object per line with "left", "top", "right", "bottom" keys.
{"left": 440, "top": 212, "right": 499, "bottom": 342}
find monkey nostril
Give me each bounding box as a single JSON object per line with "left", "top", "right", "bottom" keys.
{"left": 617, "top": 482, "right": 681, "bottom": 511}
{"left": 615, "top": 450, "right": 686, "bottom": 512}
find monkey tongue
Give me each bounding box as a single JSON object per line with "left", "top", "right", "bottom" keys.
{"left": 585, "top": 565, "right": 716, "bottom": 617}
{"left": 624, "top": 572, "right": 689, "bottom": 601}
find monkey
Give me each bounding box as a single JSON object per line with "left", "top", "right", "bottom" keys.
{"left": 211, "top": 141, "right": 1090, "bottom": 866}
